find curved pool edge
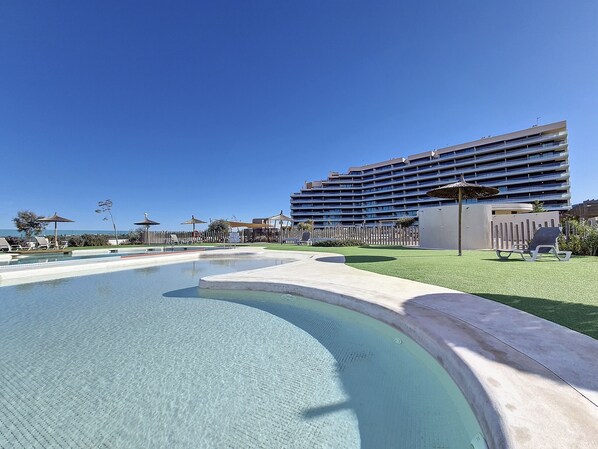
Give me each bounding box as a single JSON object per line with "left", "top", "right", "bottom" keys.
{"left": 0, "top": 247, "right": 291, "bottom": 286}
{"left": 199, "top": 248, "right": 598, "bottom": 449}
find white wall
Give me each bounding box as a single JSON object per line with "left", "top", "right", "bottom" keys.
{"left": 419, "top": 204, "right": 493, "bottom": 250}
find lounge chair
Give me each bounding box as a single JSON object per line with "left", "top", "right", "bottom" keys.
{"left": 495, "top": 227, "right": 572, "bottom": 262}
{"left": 297, "top": 231, "right": 312, "bottom": 246}
{"left": 35, "top": 236, "right": 50, "bottom": 250}
{"left": 0, "top": 237, "right": 22, "bottom": 252}
{"left": 170, "top": 234, "right": 180, "bottom": 245}
{"left": 50, "top": 240, "right": 69, "bottom": 250}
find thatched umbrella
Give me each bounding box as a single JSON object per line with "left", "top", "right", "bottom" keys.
{"left": 134, "top": 213, "right": 160, "bottom": 244}
{"left": 268, "top": 210, "right": 292, "bottom": 244}
{"left": 181, "top": 215, "right": 206, "bottom": 232}
{"left": 38, "top": 212, "right": 75, "bottom": 248}
{"left": 181, "top": 215, "right": 206, "bottom": 240}
{"left": 427, "top": 175, "right": 499, "bottom": 256}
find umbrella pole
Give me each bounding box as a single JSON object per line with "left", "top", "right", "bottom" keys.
{"left": 54, "top": 222, "right": 58, "bottom": 249}
{"left": 459, "top": 188, "right": 463, "bottom": 256}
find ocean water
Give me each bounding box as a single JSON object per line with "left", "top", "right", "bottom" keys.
{"left": 0, "top": 229, "right": 122, "bottom": 237}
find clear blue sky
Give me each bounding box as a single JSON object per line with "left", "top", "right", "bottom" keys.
{"left": 1, "top": 0, "right": 596, "bottom": 231}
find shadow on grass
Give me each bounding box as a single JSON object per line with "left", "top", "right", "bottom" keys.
{"left": 472, "top": 293, "right": 598, "bottom": 340}
{"left": 315, "top": 255, "right": 398, "bottom": 263}
{"left": 364, "top": 245, "right": 425, "bottom": 250}
{"left": 344, "top": 255, "right": 397, "bottom": 263}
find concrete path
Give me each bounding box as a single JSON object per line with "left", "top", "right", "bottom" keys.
{"left": 199, "top": 248, "right": 598, "bottom": 449}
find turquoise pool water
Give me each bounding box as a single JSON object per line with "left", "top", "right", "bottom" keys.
{"left": 0, "top": 258, "right": 484, "bottom": 448}
{"left": 0, "top": 247, "right": 206, "bottom": 267}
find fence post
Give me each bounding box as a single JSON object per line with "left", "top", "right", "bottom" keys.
{"left": 509, "top": 222, "right": 514, "bottom": 249}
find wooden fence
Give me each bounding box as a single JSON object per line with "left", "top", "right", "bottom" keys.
{"left": 281, "top": 226, "right": 419, "bottom": 246}
{"left": 491, "top": 216, "right": 559, "bottom": 250}
{"left": 145, "top": 230, "right": 228, "bottom": 244}
{"left": 147, "top": 227, "right": 419, "bottom": 246}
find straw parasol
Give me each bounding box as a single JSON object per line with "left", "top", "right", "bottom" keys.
{"left": 268, "top": 210, "right": 292, "bottom": 244}
{"left": 134, "top": 213, "right": 160, "bottom": 244}
{"left": 38, "top": 212, "right": 75, "bottom": 248}
{"left": 426, "top": 175, "right": 499, "bottom": 256}
{"left": 181, "top": 215, "right": 206, "bottom": 238}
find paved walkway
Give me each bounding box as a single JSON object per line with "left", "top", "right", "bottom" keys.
{"left": 199, "top": 248, "right": 598, "bottom": 449}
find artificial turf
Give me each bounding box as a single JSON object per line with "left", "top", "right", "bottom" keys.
{"left": 260, "top": 244, "right": 598, "bottom": 339}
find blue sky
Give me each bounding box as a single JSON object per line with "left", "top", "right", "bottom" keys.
{"left": 1, "top": 0, "right": 596, "bottom": 231}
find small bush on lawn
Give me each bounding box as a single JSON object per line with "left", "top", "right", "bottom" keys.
{"left": 6, "top": 236, "right": 26, "bottom": 247}
{"left": 67, "top": 234, "right": 110, "bottom": 247}
{"left": 313, "top": 239, "right": 363, "bottom": 247}
{"left": 559, "top": 220, "right": 598, "bottom": 256}
{"left": 126, "top": 230, "right": 143, "bottom": 245}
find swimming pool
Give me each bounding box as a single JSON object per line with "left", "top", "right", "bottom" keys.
{"left": 0, "top": 246, "right": 207, "bottom": 267}
{"left": 0, "top": 258, "right": 484, "bottom": 448}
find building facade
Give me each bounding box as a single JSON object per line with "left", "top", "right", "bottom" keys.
{"left": 570, "top": 199, "right": 598, "bottom": 220}
{"left": 291, "top": 121, "right": 570, "bottom": 227}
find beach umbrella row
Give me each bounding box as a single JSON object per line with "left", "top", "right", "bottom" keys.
{"left": 34, "top": 210, "right": 293, "bottom": 247}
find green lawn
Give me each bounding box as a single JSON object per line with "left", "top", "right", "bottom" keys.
{"left": 257, "top": 244, "right": 598, "bottom": 339}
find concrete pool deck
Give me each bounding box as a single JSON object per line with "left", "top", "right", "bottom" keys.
{"left": 198, "top": 247, "right": 598, "bottom": 449}
{"left": 1, "top": 246, "right": 596, "bottom": 448}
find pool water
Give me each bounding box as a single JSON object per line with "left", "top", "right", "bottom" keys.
{"left": 0, "top": 252, "right": 120, "bottom": 266}
{"left": 0, "top": 258, "right": 483, "bottom": 448}
{"left": 0, "top": 247, "right": 206, "bottom": 267}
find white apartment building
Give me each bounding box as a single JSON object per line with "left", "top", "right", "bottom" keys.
{"left": 291, "top": 121, "right": 570, "bottom": 227}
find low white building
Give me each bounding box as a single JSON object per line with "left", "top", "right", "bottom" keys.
{"left": 419, "top": 203, "right": 560, "bottom": 250}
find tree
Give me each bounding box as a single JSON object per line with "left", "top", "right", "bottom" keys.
{"left": 13, "top": 210, "right": 47, "bottom": 240}
{"left": 532, "top": 200, "right": 546, "bottom": 213}
{"left": 395, "top": 217, "right": 416, "bottom": 228}
{"left": 208, "top": 219, "right": 230, "bottom": 234}
{"left": 297, "top": 219, "right": 314, "bottom": 231}
{"left": 95, "top": 199, "right": 119, "bottom": 245}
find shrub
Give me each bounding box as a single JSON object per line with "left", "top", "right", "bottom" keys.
{"left": 252, "top": 235, "right": 268, "bottom": 243}
{"left": 313, "top": 239, "right": 363, "bottom": 247}
{"left": 67, "top": 234, "right": 110, "bottom": 247}
{"left": 6, "top": 236, "right": 26, "bottom": 247}
{"left": 395, "top": 217, "right": 416, "bottom": 228}
{"left": 559, "top": 220, "right": 598, "bottom": 256}
{"left": 208, "top": 219, "right": 230, "bottom": 234}
{"left": 126, "top": 229, "right": 143, "bottom": 245}
{"left": 297, "top": 220, "right": 314, "bottom": 231}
